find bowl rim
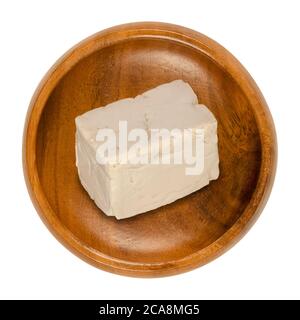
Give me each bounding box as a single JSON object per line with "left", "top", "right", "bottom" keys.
{"left": 23, "top": 21, "right": 277, "bottom": 277}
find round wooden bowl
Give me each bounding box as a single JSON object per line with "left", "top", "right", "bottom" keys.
{"left": 23, "top": 22, "right": 277, "bottom": 277}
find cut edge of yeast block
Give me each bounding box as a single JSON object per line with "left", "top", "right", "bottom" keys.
{"left": 75, "top": 80, "right": 219, "bottom": 219}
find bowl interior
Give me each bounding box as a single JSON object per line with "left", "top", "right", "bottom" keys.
{"left": 36, "top": 37, "right": 261, "bottom": 264}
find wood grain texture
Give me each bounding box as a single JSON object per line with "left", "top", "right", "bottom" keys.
{"left": 23, "top": 22, "right": 277, "bottom": 277}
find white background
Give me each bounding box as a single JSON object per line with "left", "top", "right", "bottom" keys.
{"left": 0, "top": 0, "right": 299, "bottom": 300}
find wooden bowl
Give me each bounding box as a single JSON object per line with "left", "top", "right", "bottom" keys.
{"left": 23, "top": 22, "right": 277, "bottom": 277}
